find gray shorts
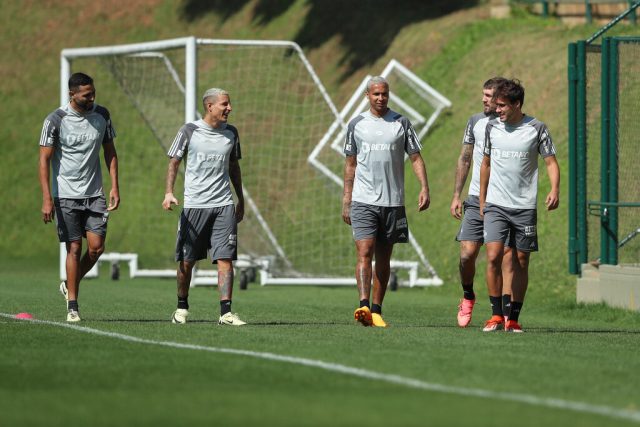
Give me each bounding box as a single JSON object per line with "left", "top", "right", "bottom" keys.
{"left": 175, "top": 205, "right": 238, "bottom": 263}
{"left": 483, "top": 203, "right": 537, "bottom": 252}
{"left": 54, "top": 196, "right": 108, "bottom": 242}
{"left": 350, "top": 201, "right": 409, "bottom": 244}
{"left": 456, "top": 195, "right": 484, "bottom": 242}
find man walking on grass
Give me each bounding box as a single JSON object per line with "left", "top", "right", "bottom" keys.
{"left": 39, "top": 72, "right": 120, "bottom": 322}
{"left": 163, "top": 88, "right": 246, "bottom": 326}
{"left": 342, "top": 76, "right": 431, "bottom": 328}
{"left": 479, "top": 79, "right": 560, "bottom": 332}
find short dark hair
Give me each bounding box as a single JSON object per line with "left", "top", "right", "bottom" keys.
{"left": 483, "top": 76, "right": 508, "bottom": 90}
{"left": 68, "top": 72, "right": 94, "bottom": 90}
{"left": 494, "top": 79, "right": 525, "bottom": 107}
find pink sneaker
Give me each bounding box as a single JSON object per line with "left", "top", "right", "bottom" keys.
{"left": 457, "top": 298, "right": 475, "bottom": 327}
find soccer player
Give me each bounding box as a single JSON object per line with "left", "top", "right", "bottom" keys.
{"left": 451, "top": 77, "right": 515, "bottom": 328}
{"left": 342, "top": 76, "right": 430, "bottom": 328}
{"left": 163, "top": 88, "right": 246, "bottom": 326}
{"left": 479, "top": 79, "right": 560, "bottom": 332}
{"left": 39, "top": 72, "right": 120, "bottom": 322}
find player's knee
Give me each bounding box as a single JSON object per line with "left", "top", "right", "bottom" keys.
{"left": 67, "top": 242, "right": 82, "bottom": 259}
{"left": 459, "top": 250, "right": 477, "bottom": 268}
{"left": 486, "top": 250, "right": 503, "bottom": 267}
{"left": 88, "top": 244, "right": 104, "bottom": 259}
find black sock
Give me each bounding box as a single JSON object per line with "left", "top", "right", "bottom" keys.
{"left": 489, "top": 296, "right": 503, "bottom": 317}
{"left": 220, "top": 299, "right": 232, "bottom": 316}
{"left": 359, "top": 299, "right": 370, "bottom": 309}
{"left": 509, "top": 301, "right": 523, "bottom": 322}
{"left": 67, "top": 300, "right": 79, "bottom": 311}
{"left": 177, "top": 296, "right": 189, "bottom": 310}
{"left": 502, "top": 294, "right": 511, "bottom": 319}
{"left": 462, "top": 283, "right": 475, "bottom": 300}
{"left": 371, "top": 304, "right": 382, "bottom": 314}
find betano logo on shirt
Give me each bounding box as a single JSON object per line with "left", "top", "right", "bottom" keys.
{"left": 67, "top": 132, "right": 100, "bottom": 144}
{"left": 491, "top": 148, "right": 530, "bottom": 159}
{"left": 361, "top": 142, "right": 396, "bottom": 153}
{"left": 196, "top": 152, "right": 226, "bottom": 162}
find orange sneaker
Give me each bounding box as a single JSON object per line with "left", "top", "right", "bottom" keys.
{"left": 354, "top": 306, "right": 372, "bottom": 327}
{"left": 371, "top": 313, "right": 388, "bottom": 328}
{"left": 482, "top": 315, "right": 505, "bottom": 332}
{"left": 505, "top": 320, "right": 524, "bottom": 333}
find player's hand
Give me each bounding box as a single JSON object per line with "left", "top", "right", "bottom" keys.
{"left": 479, "top": 201, "right": 485, "bottom": 218}
{"left": 235, "top": 200, "right": 245, "bottom": 223}
{"left": 342, "top": 200, "right": 351, "bottom": 225}
{"left": 108, "top": 188, "right": 120, "bottom": 211}
{"left": 42, "top": 198, "right": 55, "bottom": 224}
{"left": 545, "top": 190, "right": 559, "bottom": 211}
{"left": 450, "top": 196, "right": 462, "bottom": 219}
{"left": 418, "top": 188, "right": 430, "bottom": 212}
{"left": 162, "top": 193, "right": 179, "bottom": 211}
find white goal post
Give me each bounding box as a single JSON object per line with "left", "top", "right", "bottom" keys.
{"left": 59, "top": 37, "right": 444, "bottom": 287}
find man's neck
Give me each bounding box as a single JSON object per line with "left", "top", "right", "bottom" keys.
{"left": 204, "top": 116, "right": 223, "bottom": 128}
{"left": 369, "top": 107, "right": 388, "bottom": 118}
{"left": 69, "top": 102, "right": 88, "bottom": 114}
{"left": 506, "top": 112, "right": 524, "bottom": 125}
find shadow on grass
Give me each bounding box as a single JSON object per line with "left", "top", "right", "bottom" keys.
{"left": 180, "top": 0, "right": 479, "bottom": 80}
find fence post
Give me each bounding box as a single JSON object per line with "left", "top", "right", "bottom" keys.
{"left": 600, "top": 38, "right": 611, "bottom": 265}
{"left": 629, "top": 1, "right": 637, "bottom": 25}
{"left": 577, "top": 40, "right": 589, "bottom": 270}
{"left": 542, "top": 1, "right": 549, "bottom": 17}
{"left": 585, "top": 0, "right": 593, "bottom": 23}
{"left": 608, "top": 38, "right": 619, "bottom": 265}
{"left": 568, "top": 42, "right": 579, "bottom": 274}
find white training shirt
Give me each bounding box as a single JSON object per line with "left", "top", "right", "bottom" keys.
{"left": 344, "top": 109, "right": 421, "bottom": 207}
{"left": 167, "top": 120, "right": 241, "bottom": 209}
{"left": 483, "top": 115, "right": 556, "bottom": 209}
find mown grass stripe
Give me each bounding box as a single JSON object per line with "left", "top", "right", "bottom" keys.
{"left": 3, "top": 312, "right": 639, "bottom": 424}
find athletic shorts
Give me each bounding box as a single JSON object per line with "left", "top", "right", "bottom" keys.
{"left": 456, "top": 195, "right": 484, "bottom": 242}
{"left": 175, "top": 205, "right": 237, "bottom": 263}
{"left": 350, "top": 201, "right": 409, "bottom": 244}
{"left": 483, "top": 203, "right": 538, "bottom": 252}
{"left": 54, "top": 196, "right": 108, "bottom": 242}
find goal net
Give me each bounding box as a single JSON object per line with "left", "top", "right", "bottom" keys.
{"left": 60, "top": 37, "right": 443, "bottom": 286}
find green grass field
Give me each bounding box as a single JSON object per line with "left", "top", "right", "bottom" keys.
{"left": 2, "top": 259, "right": 640, "bottom": 427}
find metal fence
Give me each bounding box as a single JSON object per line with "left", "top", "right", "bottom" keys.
{"left": 568, "top": 3, "right": 640, "bottom": 273}
{"left": 517, "top": 0, "right": 638, "bottom": 23}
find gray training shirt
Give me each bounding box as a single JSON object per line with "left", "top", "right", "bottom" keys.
{"left": 39, "top": 103, "right": 116, "bottom": 199}
{"left": 344, "top": 109, "right": 421, "bottom": 207}
{"left": 168, "top": 120, "right": 241, "bottom": 209}
{"left": 483, "top": 115, "right": 556, "bottom": 209}
{"left": 462, "top": 112, "right": 496, "bottom": 197}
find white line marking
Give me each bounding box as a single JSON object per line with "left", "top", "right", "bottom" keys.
{"left": 3, "top": 313, "right": 639, "bottom": 423}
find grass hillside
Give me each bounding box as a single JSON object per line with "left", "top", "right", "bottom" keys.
{"left": 1, "top": 0, "right": 638, "bottom": 290}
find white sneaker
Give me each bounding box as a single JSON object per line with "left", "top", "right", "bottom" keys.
{"left": 66, "top": 309, "right": 81, "bottom": 322}
{"left": 59, "top": 281, "right": 68, "bottom": 302}
{"left": 171, "top": 309, "right": 189, "bottom": 324}
{"left": 218, "top": 312, "right": 247, "bottom": 326}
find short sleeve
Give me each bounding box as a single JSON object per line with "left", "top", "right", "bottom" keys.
{"left": 228, "top": 125, "right": 242, "bottom": 161}
{"left": 344, "top": 121, "right": 358, "bottom": 157}
{"left": 462, "top": 117, "right": 475, "bottom": 146}
{"left": 39, "top": 111, "right": 62, "bottom": 147}
{"left": 537, "top": 123, "right": 556, "bottom": 158}
{"left": 401, "top": 117, "right": 422, "bottom": 155}
{"left": 483, "top": 122, "right": 493, "bottom": 156}
{"left": 167, "top": 125, "right": 192, "bottom": 160}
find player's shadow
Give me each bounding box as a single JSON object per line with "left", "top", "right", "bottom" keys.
{"left": 180, "top": 0, "right": 479, "bottom": 80}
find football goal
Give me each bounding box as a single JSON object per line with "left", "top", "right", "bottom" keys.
{"left": 59, "top": 37, "right": 444, "bottom": 287}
